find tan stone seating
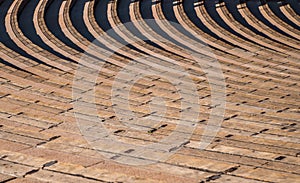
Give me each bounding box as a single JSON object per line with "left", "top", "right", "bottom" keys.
{"left": 145, "top": 1, "right": 300, "bottom": 87}
{"left": 0, "top": 0, "right": 299, "bottom": 182}
{"left": 112, "top": 2, "right": 300, "bottom": 110}
{"left": 195, "top": 1, "right": 300, "bottom": 78}
{"left": 259, "top": 3, "right": 300, "bottom": 40}
{"left": 216, "top": 2, "right": 300, "bottom": 64}
{"left": 238, "top": 3, "right": 300, "bottom": 50}
{"left": 172, "top": 1, "right": 300, "bottom": 80}
{"left": 123, "top": 0, "right": 300, "bottom": 139}
{"left": 5, "top": 0, "right": 74, "bottom": 72}
{"left": 34, "top": 0, "right": 83, "bottom": 63}
{"left": 280, "top": 3, "right": 300, "bottom": 27}
{"left": 114, "top": 0, "right": 300, "bottom": 159}
{"left": 63, "top": 0, "right": 300, "bottom": 144}
{"left": 61, "top": 0, "right": 214, "bottom": 129}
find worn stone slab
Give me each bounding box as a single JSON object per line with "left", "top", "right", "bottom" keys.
{"left": 231, "top": 165, "right": 300, "bottom": 183}
{"left": 7, "top": 177, "right": 48, "bottom": 183}
{"left": 26, "top": 169, "right": 101, "bottom": 183}
{"left": 19, "top": 147, "right": 102, "bottom": 167}
{"left": 0, "top": 139, "right": 31, "bottom": 152}
{"left": 0, "top": 160, "right": 37, "bottom": 177}
{"left": 210, "top": 174, "right": 268, "bottom": 183}
{"left": 167, "top": 153, "right": 238, "bottom": 173}
{"left": 0, "top": 173, "right": 15, "bottom": 182}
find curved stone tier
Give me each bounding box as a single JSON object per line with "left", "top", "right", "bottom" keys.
{"left": 0, "top": 0, "right": 299, "bottom": 182}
